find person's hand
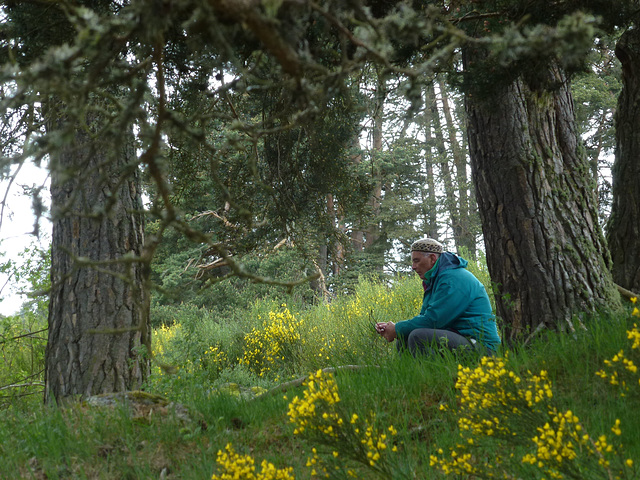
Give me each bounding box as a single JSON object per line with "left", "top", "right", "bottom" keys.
{"left": 375, "top": 321, "right": 396, "bottom": 342}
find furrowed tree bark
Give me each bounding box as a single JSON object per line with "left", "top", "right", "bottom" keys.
{"left": 438, "top": 77, "right": 476, "bottom": 255}
{"left": 607, "top": 25, "right": 640, "bottom": 293}
{"left": 349, "top": 135, "right": 365, "bottom": 254}
{"left": 365, "top": 67, "right": 386, "bottom": 253}
{"left": 325, "top": 192, "right": 347, "bottom": 279}
{"left": 431, "top": 83, "right": 460, "bottom": 247}
{"left": 464, "top": 56, "right": 621, "bottom": 341}
{"left": 44, "top": 116, "right": 150, "bottom": 403}
{"left": 420, "top": 82, "right": 439, "bottom": 238}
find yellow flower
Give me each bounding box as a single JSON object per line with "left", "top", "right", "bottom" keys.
{"left": 611, "top": 419, "right": 622, "bottom": 436}
{"left": 211, "top": 443, "right": 294, "bottom": 480}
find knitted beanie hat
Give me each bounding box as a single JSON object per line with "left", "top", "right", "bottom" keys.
{"left": 410, "top": 237, "right": 444, "bottom": 254}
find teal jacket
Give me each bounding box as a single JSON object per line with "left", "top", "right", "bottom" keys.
{"left": 395, "top": 252, "right": 501, "bottom": 352}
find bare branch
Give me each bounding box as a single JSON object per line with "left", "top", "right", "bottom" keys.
{"left": 207, "top": 0, "right": 307, "bottom": 77}
{"left": 0, "top": 328, "right": 48, "bottom": 346}
{"left": 0, "top": 381, "right": 45, "bottom": 392}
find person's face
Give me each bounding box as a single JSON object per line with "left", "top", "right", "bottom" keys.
{"left": 411, "top": 251, "right": 436, "bottom": 280}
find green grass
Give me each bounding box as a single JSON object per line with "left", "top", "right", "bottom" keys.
{"left": 1, "top": 277, "right": 639, "bottom": 479}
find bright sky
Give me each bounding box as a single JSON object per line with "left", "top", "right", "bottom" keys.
{"left": 0, "top": 162, "right": 51, "bottom": 316}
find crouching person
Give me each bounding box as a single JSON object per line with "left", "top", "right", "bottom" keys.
{"left": 375, "top": 237, "right": 500, "bottom": 357}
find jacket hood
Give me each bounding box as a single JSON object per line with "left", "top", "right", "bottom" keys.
{"left": 423, "top": 252, "right": 467, "bottom": 291}
{"left": 438, "top": 251, "right": 467, "bottom": 271}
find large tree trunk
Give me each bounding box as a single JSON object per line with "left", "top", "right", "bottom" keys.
{"left": 365, "top": 68, "right": 386, "bottom": 252}
{"left": 464, "top": 58, "right": 621, "bottom": 341}
{"left": 438, "top": 77, "right": 476, "bottom": 255}
{"left": 420, "top": 82, "right": 439, "bottom": 238}
{"left": 349, "top": 135, "right": 365, "bottom": 253}
{"left": 607, "top": 26, "right": 640, "bottom": 293}
{"left": 430, "top": 82, "right": 460, "bottom": 246}
{"left": 350, "top": 69, "right": 386, "bottom": 270}
{"left": 326, "top": 193, "right": 346, "bottom": 277}
{"left": 44, "top": 118, "right": 150, "bottom": 403}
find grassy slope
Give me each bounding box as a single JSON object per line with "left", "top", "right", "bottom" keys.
{"left": 1, "top": 279, "right": 639, "bottom": 479}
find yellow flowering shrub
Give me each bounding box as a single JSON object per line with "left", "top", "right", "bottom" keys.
{"left": 431, "top": 356, "right": 636, "bottom": 479}
{"left": 287, "top": 369, "right": 398, "bottom": 477}
{"left": 153, "top": 322, "right": 182, "bottom": 360}
{"left": 519, "top": 411, "right": 632, "bottom": 477}
{"left": 203, "top": 345, "right": 229, "bottom": 374}
{"left": 211, "top": 443, "right": 294, "bottom": 480}
{"left": 596, "top": 298, "right": 640, "bottom": 395}
{"left": 287, "top": 368, "right": 342, "bottom": 436}
{"left": 209, "top": 370, "right": 400, "bottom": 480}
{"left": 239, "top": 306, "right": 303, "bottom": 377}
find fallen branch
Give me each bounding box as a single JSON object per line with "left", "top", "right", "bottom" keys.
{"left": 522, "top": 322, "right": 546, "bottom": 347}
{"left": 0, "top": 327, "right": 48, "bottom": 345}
{"left": 0, "top": 381, "right": 45, "bottom": 392}
{"left": 616, "top": 283, "right": 639, "bottom": 301}
{"left": 257, "top": 364, "right": 380, "bottom": 400}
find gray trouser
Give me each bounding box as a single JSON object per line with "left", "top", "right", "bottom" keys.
{"left": 397, "top": 328, "right": 487, "bottom": 357}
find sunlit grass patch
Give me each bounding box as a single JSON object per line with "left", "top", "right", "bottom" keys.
{"left": 296, "top": 275, "right": 421, "bottom": 371}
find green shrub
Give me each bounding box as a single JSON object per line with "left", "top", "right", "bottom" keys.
{"left": 0, "top": 312, "right": 47, "bottom": 410}
{"left": 145, "top": 274, "right": 426, "bottom": 398}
